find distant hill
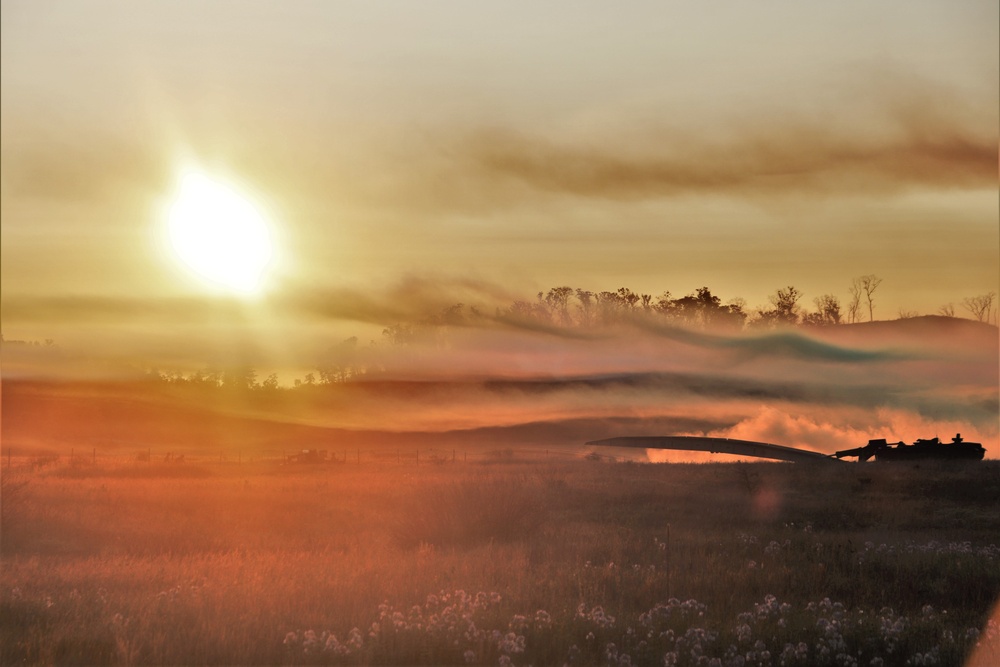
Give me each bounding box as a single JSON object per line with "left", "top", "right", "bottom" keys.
{"left": 0, "top": 380, "right": 734, "bottom": 458}
{"left": 810, "top": 315, "right": 998, "bottom": 348}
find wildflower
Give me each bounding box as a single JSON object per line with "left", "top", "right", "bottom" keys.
{"left": 464, "top": 649, "right": 476, "bottom": 663}
{"left": 510, "top": 614, "right": 529, "bottom": 632}
{"left": 605, "top": 642, "right": 619, "bottom": 662}
{"left": 534, "top": 609, "right": 553, "bottom": 630}
{"left": 497, "top": 631, "right": 526, "bottom": 654}
{"left": 323, "top": 634, "right": 346, "bottom": 655}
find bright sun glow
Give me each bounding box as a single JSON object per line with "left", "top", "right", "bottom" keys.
{"left": 167, "top": 171, "right": 273, "bottom": 294}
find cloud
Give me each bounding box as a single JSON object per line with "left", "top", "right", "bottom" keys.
{"left": 0, "top": 127, "right": 168, "bottom": 204}
{"left": 437, "top": 73, "right": 996, "bottom": 204}
{"left": 460, "top": 124, "right": 994, "bottom": 202}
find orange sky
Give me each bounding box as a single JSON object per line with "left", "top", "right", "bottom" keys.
{"left": 1, "top": 1, "right": 998, "bottom": 355}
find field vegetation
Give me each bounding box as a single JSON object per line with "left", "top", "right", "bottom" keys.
{"left": 2, "top": 455, "right": 999, "bottom": 666}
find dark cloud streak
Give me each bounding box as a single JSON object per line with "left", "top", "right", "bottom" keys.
{"left": 463, "top": 124, "right": 995, "bottom": 201}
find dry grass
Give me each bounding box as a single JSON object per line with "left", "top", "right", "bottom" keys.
{"left": 2, "top": 457, "right": 999, "bottom": 665}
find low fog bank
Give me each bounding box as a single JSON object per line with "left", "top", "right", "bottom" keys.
{"left": 2, "top": 314, "right": 996, "bottom": 458}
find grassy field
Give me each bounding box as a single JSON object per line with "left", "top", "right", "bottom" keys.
{"left": 2, "top": 455, "right": 999, "bottom": 666}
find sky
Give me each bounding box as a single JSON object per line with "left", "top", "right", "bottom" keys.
{"left": 2, "top": 1, "right": 998, "bottom": 361}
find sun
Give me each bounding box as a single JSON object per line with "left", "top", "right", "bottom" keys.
{"left": 166, "top": 171, "right": 274, "bottom": 294}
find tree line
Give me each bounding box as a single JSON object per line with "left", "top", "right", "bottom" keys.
{"left": 134, "top": 279, "right": 996, "bottom": 391}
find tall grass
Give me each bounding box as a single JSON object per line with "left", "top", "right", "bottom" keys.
{"left": 1, "top": 458, "right": 998, "bottom": 665}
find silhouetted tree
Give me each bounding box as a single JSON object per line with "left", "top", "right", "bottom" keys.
{"left": 616, "top": 287, "right": 642, "bottom": 310}
{"left": 719, "top": 298, "right": 748, "bottom": 330}
{"left": 575, "top": 289, "right": 595, "bottom": 326}
{"left": 847, "top": 280, "right": 862, "bottom": 324}
{"left": 595, "top": 290, "right": 626, "bottom": 324}
{"left": 223, "top": 367, "right": 258, "bottom": 391}
{"left": 654, "top": 291, "right": 674, "bottom": 316}
{"left": 770, "top": 286, "right": 803, "bottom": 324}
{"left": 669, "top": 287, "right": 715, "bottom": 327}
{"left": 857, "top": 274, "right": 882, "bottom": 322}
{"left": 813, "top": 294, "right": 841, "bottom": 325}
{"left": 503, "top": 298, "right": 551, "bottom": 323}
{"left": 382, "top": 323, "right": 418, "bottom": 345}
{"left": 962, "top": 292, "right": 996, "bottom": 323}
{"left": 663, "top": 287, "right": 743, "bottom": 329}
{"left": 262, "top": 373, "right": 280, "bottom": 391}
{"left": 318, "top": 336, "right": 360, "bottom": 383}
{"left": 938, "top": 303, "right": 956, "bottom": 318}
{"left": 426, "top": 303, "right": 467, "bottom": 327}
{"left": 544, "top": 287, "right": 575, "bottom": 325}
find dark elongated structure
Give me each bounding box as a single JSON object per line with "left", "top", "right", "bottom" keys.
{"left": 835, "top": 434, "right": 986, "bottom": 462}
{"left": 586, "top": 436, "right": 836, "bottom": 463}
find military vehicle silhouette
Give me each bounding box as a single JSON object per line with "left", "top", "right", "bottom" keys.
{"left": 587, "top": 433, "right": 987, "bottom": 463}
{"left": 834, "top": 433, "right": 986, "bottom": 462}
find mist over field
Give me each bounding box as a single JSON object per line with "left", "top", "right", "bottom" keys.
{"left": 4, "top": 306, "right": 996, "bottom": 460}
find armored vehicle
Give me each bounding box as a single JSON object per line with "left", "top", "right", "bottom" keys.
{"left": 834, "top": 434, "right": 985, "bottom": 462}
